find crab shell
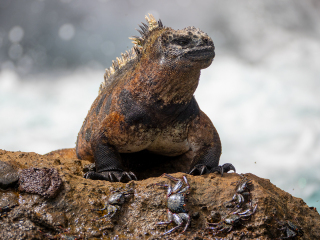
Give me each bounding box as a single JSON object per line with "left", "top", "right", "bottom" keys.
{"left": 108, "top": 193, "right": 126, "bottom": 205}
{"left": 168, "top": 193, "right": 187, "bottom": 213}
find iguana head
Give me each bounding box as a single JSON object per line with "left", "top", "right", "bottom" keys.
{"left": 101, "top": 14, "right": 215, "bottom": 104}
{"left": 130, "top": 14, "right": 215, "bottom": 70}
{"left": 159, "top": 26, "right": 215, "bottom": 68}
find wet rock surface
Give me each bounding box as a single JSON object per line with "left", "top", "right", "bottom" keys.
{"left": 0, "top": 148, "right": 319, "bottom": 239}
{"left": 0, "top": 160, "right": 19, "bottom": 189}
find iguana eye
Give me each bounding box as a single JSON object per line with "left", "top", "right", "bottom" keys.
{"left": 172, "top": 38, "right": 191, "bottom": 46}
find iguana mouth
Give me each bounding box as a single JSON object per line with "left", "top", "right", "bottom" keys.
{"left": 184, "top": 46, "right": 215, "bottom": 61}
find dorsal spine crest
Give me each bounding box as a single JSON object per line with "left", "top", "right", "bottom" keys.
{"left": 99, "top": 14, "right": 164, "bottom": 94}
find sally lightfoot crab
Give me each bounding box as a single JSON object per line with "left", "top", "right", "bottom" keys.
{"left": 156, "top": 173, "right": 191, "bottom": 235}
{"left": 277, "top": 220, "right": 304, "bottom": 239}
{"left": 93, "top": 189, "right": 133, "bottom": 221}
{"left": 207, "top": 204, "right": 257, "bottom": 235}
{"left": 227, "top": 179, "right": 253, "bottom": 209}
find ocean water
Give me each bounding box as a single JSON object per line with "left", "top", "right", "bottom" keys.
{"left": 1, "top": 34, "right": 319, "bottom": 209}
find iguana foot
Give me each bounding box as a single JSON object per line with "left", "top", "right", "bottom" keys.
{"left": 84, "top": 170, "right": 137, "bottom": 182}
{"left": 189, "top": 164, "right": 210, "bottom": 175}
{"left": 189, "top": 163, "right": 236, "bottom": 176}
{"left": 210, "top": 163, "right": 236, "bottom": 176}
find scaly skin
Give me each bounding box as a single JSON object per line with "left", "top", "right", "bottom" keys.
{"left": 75, "top": 14, "right": 235, "bottom": 182}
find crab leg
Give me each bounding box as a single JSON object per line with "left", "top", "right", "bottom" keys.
{"left": 238, "top": 204, "right": 257, "bottom": 216}
{"left": 163, "top": 225, "right": 181, "bottom": 235}
{"left": 161, "top": 173, "right": 180, "bottom": 182}
{"left": 172, "top": 180, "right": 183, "bottom": 193}
{"left": 180, "top": 213, "right": 190, "bottom": 233}
{"left": 162, "top": 213, "right": 185, "bottom": 235}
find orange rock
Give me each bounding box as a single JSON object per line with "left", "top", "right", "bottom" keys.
{"left": 0, "top": 149, "right": 319, "bottom": 239}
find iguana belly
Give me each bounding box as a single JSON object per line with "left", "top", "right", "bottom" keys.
{"left": 114, "top": 124, "right": 190, "bottom": 157}
{"left": 147, "top": 136, "right": 190, "bottom": 156}
{"left": 147, "top": 124, "right": 190, "bottom": 156}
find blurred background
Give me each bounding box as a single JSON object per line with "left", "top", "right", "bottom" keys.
{"left": 0, "top": 0, "right": 319, "bottom": 209}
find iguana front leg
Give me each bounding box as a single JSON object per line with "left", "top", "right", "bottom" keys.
{"left": 84, "top": 142, "right": 137, "bottom": 182}
{"left": 187, "top": 110, "right": 235, "bottom": 176}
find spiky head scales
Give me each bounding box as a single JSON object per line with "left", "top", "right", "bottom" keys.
{"left": 99, "top": 13, "right": 214, "bottom": 97}
{"left": 99, "top": 14, "right": 165, "bottom": 94}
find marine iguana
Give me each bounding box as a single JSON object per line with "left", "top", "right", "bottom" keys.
{"left": 76, "top": 14, "right": 235, "bottom": 182}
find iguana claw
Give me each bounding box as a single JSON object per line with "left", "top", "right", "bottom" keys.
{"left": 189, "top": 163, "right": 236, "bottom": 176}
{"left": 84, "top": 170, "right": 137, "bottom": 182}
{"left": 189, "top": 164, "right": 210, "bottom": 175}
{"left": 210, "top": 163, "right": 236, "bottom": 176}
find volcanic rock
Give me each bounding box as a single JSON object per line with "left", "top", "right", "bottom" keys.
{"left": 0, "top": 149, "right": 319, "bottom": 239}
